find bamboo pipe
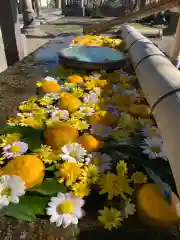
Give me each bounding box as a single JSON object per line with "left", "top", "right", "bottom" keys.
{"left": 83, "top": 0, "right": 178, "bottom": 34}
{"left": 121, "top": 25, "right": 180, "bottom": 196}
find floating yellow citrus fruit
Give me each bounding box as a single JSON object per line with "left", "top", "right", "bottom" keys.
{"left": 67, "top": 75, "right": 83, "bottom": 84}
{"left": 59, "top": 93, "right": 82, "bottom": 113}
{"left": 129, "top": 104, "right": 151, "bottom": 118}
{"left": 1, "top": 155, "right": 45, "bottom": 188}
{"left": 78, "top": 134, "right": 104, "bottom": 152}
{"left": 44, "top": 123, "right": 79, "bottom": 149}
{"left": 137, "top": 183, "right": 180, "bottom": 227}
{"left": 40, "top": 81, "right": 61, "bottom": 93}
{"left": 89, "top": 110, "right": 118, "bottom": 127}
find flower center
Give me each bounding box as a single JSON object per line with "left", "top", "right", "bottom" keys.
{"left": 83, "top": 108, "right": 90, "bottom": 113}
{"left": 57, "top": 112, "right": 63, "bottom": 117}
{"left": 149, "top": 128, "right": 157, "bottom": 137}
{"left": 151, "top": 146, "right": 161, "bottom": 153}
{"left": 58, "top": 200, "right": 73, "bottom": 214}
{"left": 70, "top": 151, "right": 78, "bottom": 158}
{"left": 1, "top": 187, "right": 11, "bottom": 196}
{"left": 92, "top": 157, "right": 103, "bottom": 165}
{"left": 10, "top": 145, "right": 21, "bottom": 153}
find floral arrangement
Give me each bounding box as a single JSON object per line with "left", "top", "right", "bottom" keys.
{"left": 0, "top": 35, "right": 176, "bottom": 231}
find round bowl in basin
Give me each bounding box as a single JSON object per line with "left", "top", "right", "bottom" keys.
{"left": 58, "top": 46, "right": 127, "bottom": 71}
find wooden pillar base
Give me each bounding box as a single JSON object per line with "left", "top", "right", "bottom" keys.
{"left": 0, "top": 0, "right": 25, "bottom": 66}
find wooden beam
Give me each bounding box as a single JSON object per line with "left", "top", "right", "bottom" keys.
{"left": 0, "top": 0, "right": 24, "bottom": 66}
{"left": 83, "top": 0, "right": 179, "bottom": 34}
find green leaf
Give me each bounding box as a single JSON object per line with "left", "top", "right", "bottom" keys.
{"left": 0, "top": 125, "right": 43, "bottom": 151}
{"left": 31, "top": 178, "right": 66, "bottom": 196}
{"left": 2, "top": 203, "right": 36, "bottom": 222}
{"left": 19, "top": 195, "right": 49, "bottom": 215}
{"left": 46, "top": 165, "right": 56, "bottom": 171}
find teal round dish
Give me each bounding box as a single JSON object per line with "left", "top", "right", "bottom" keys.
{"left": 58, "top": 46, "right": 127, "bottom": 71}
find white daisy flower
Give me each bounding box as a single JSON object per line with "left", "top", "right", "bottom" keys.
{"left": 17, "top": 112, "right": 33, "bottom": 117}
{"left": 83, "top": 92, "right": 99, "bottom": 104}
{"left": 60, "top": 143, "right": 87, "bottom": 162}
{"left": 0, "top": 175, "right": 25, "bottom": 208}
{"left": 44, "top": 76, "right": 58, "bottom": 82}
{"left": 90, "top": 152, "right": 112, "bottom": 172}
{"left": 79, "top": 106, "right": 95, "bottom": 116}
{"left": 124, "top": 199, "right": 136, "bottom": 218}
{"left": 91, "top": 124, "right": 113, "bottom": 138}
{"left": 2, "top": 141, "right": 28, "bottom": 159}
{"left": 51, "top": 109, "right": 69, "bottom": 120}
{"left": 47, "top": 192, "right": 84, "bottom": 228}
{"left": 44, "top": 93, "right": 60, "bottom": 101}
{"left": 61, "top": 83, "right": 76, "bottom": 92}
{"left": 141, "top": 137, "right": 167, "bottom": 160}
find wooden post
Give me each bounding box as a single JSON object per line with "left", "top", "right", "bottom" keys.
{"left": 0, "top": 0, "right": 24, "bottom": 66}
{"left": 169, "top": 13, "right": 180, "bottom": 68}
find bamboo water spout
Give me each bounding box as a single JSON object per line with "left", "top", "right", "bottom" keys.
{"left": 121, "top": 25, "right": 180, "bottom": 196}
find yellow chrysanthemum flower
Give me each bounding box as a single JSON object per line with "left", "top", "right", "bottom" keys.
{"left": 130, "top": 172, "right": 148, "bottom": 184}
{"left": 18, "top": 97, "right": 38, "bottom": 112}
{"left": 35, "top": 145, "right": 59, "bottom": 164}
{"left": 82, "top": 80, "right": 96, "bottom": 90}
{"left": 57, "top": 162, "right": 84, "bottom": 186}
{"left": 80, "top": 164, "right": 99, "bottom": 184}
{"left": 99, "top": 172, "right": 133, "bottom": 200}
{"left": 98, "top": 207, "right": 122, "bottom": 230}
{"left": 0, "top": 133, "right": 21, "bottom": 147}
{"left": 116, "top": 160, "right": 128, "bottom": 176}
{"left": 19, "top": 116, "right": 44, "bottom": 128}
{"left": 38, "top": 97, "right": 54, "bottom": 106}
{"left": 71, "top": 87, "right": 84, "bottom": 98}
{"left": 71, "top": 182, "right": 90, "bottom": 198}
{"left": 66, "top": 118, "right": 89, "bottom": 130}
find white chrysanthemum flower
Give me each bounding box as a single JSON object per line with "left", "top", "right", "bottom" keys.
{"left": 47, "top": 192, "right": 84, "bottom": 228}
{"left": 79, "top": 106, "right": 95, "bottom": 116}
{"left": 83, "top": 92, "right": 99, "bottom": 104}
{"left": 0, "top": 175, "right": 25, "bottom": 208}
{"left": 91, "top": 124, "right": 113, "bottom": 138}
{"left": 51, "top": 109, "right": 69, "bottom": 120}
{"left": 90, "top": 152, "right": 112, "bottom": 172}
{"left": 124, "top": 199, "right": 136, "bottom": 218}
{"left": 2, "top": 141, "right": 28, "bottom": 159}
{"left": 141, "top": 137, "right": 167, "bottom": 160}
{"left": 141, "top": 125, "right": 160, "bottom": 138}
{"left": 44, "top": 76, "right": 58, "bottom": 82}
{"left": 60, "top": 143, "right": 87, "bottom": 162}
